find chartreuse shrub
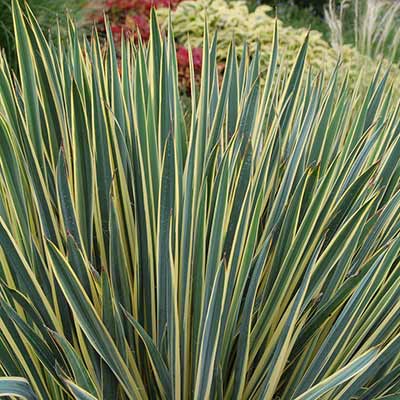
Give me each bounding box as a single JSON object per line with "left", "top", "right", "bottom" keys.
{"left": 159, "top": 0, "right": 400, "bottom": 91}
{"left": 0, "top": 1, "right": 400, "bottom": 399}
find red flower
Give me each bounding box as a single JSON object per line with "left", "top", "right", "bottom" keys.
{"left": 111, "top": 25, "right": 122, "bottom": 34}
{"left": 192, "top": 47, "right": 202, "bottom": 71}
{"left": 176, "top": 45, "right": 203, "bottom": 92}
{"left": 176, "top": 46, "right": 202, "bottom": 70}
{"left": 176, "top": 46, "right": 189, "bottom": 68}
{"left": 125, "top": 14, "right": 150, "bottom": 41}
{"left": 110, "top": 24, "right": 122, "bottom": 41}
{"left": 91, "top": 14, "right": 105, "bottom": 25}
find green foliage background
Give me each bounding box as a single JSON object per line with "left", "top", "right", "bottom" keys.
{"left": 159, "top": 0, "right": 400, "bottom": 92}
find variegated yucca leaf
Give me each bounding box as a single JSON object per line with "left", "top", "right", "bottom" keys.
{"left": 0, "top": 1, "right": 399, "bottom": 399}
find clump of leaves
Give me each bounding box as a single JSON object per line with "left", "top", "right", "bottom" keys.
{"left": 159, "top": 0, "right": 400, "bottom": 92}
{"left": 0, "top": 1, "right": 400, "bottom": 399}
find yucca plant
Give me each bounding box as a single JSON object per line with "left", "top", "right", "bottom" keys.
{"left": 0, "top": 1, "right": 400, "bottom": 399}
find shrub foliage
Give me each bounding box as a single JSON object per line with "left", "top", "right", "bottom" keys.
{"left": 0, "top": 1, "right": 399, "bottom": 399}
{"left": 159, "top": 0, "right": 400, "bottom": 91}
